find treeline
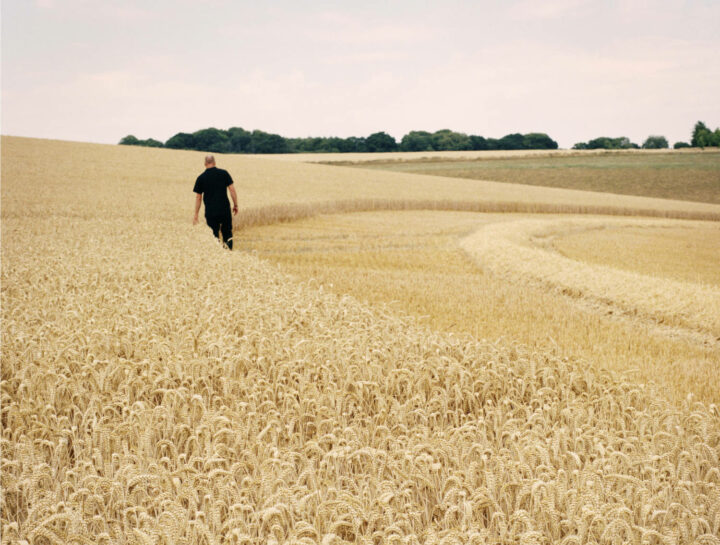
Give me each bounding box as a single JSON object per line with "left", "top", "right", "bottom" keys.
{"left": 572, "top": 121, "right": 720, "bottom": 150}
{"left": 119, "top": 128, "right": 558, "bottom": 153}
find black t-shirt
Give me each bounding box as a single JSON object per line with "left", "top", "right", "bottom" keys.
{"left": 193, "top": 167, "right": 233, "bottom": 217}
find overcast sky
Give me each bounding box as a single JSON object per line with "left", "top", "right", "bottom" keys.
{"left": 2, "top": 0, "right": 719, "bottom": 149}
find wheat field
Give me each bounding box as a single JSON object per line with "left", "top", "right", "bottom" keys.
{"left": 2, "top": 136, "right": 720, "bottom": 544}
{"left": 236, "top": 211, "right": 720, "bottom": 406}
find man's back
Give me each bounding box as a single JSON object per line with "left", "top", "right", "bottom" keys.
{"left": 193, "top": 167, "right": 232, "bottom": 217}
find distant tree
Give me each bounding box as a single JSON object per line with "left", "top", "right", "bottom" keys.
{"left": 586, "top": 137, "right": 610, "bottom": 149}
{"left": 430, "top": 129, "right": 471, "bottom": 151}
{"left": 227, "top": 127, "right": 252, "bottom": 153}
{"left": 642, "top": 135, "right": 669, "bottom": 149}
{"left": 302, "top": 137, "right": 325, "bottom": 153}
{"left": 319, "top": 137, "right": 352, "bottom": 153}
{"left": 142, "top": 138, "right": 164, "bottom": 148}
{"left": 485, "top": 138, "right": 500, "bottom": 150}
{"left": 165, "top": 132, "right": 196, "bottom": 149}
{"left": 365, "top": 132, "right": 398, "bottom": 152}
{"left": 119, "top": 126, "right": 563, "bottom": 154}
{"left": 400, "top": 131, "right": 434, "bottom": 151}
{"left": 572, "top": 142, "right": 589, "bottom": 150}
{"left": 192, "top": 128, "right": 230, "bottom": 153}
{"left": 497, "top": 133, "right": 525, "bottom": 150}
{"left": 584, "top": 136, "right": 636, "bottom": 150}
{"left": 691, "top": 121, "right": 713, "bottom": 147}
{"left": 119, "top": 135, "right": 164, "bottom": 147}
{"left": 468, "top": 135, "right": 488, "bottom": 150}
{"left": 119, "top": 135, "right": 140, "bottom": 145}
{"left": 523, "top": 133, "right": 558, "bottom": 149}
{"left": 673, "top": 141, "right": 690, "bottom": 149}
{"left": 328, "top": 137, "right": 353, "bottom": 153}
{"left": 616, "top": 137, "right": 635, "bottom": 149}
{"left": 343, "top": 136, "right": 367, "bottom": 153}
{"left": 249, "top": 130, "right": 288, "bottom": 153}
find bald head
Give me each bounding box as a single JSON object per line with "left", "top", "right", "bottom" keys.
{"left": 204, "top": 155, "right": 216, "bottom": 167}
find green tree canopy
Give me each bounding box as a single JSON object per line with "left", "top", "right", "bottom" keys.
{"left": 468, "top": 135, "right": 488, "bottom": 150}
{"left": 165, "top": 132, "right": 196, "bottom": 149}
{"left": 691, "top": 121, "right": 720, "bottom": 147}
{"left": 400, "top": 131, "right": 434, "bottom": 152}
{"left": 642, "top": 135, "right": 669, "bottom": 149}
{"left": 430, "top": 130, "right": 471, "bottom": 151}
{"left": 119, "top": 127, "right": 562, "bottom": 153}
{"left": 497, "top": 133, "right": 525, "bottom": 150}
{"left": 522, "top": 133, "right": 558, "bottom": 149}
{"left": 227, "top": 127, "right": 252, "bottom": 153}
{"left": 119, "top": 135, "right": 140, "bottom": 145}
{"left": 365, "top": 132, "right": 398, "bottom": 152}
{"left": 192, "top": 128, "right": 229, "bottom": 153}
{"left": 119, "top": 135, "right": 163, "bottom": 147}
{"left": 580, "top": 136, "right": 637, "bottom": 150}
{"left": 250, "top": 130, "right": 288, "bottom": 153}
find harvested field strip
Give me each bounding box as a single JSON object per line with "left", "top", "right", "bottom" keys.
{"left": 460, "top": 217, "right": 720, "bottom": 339}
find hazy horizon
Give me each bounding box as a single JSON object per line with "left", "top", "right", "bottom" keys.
{"left": 2, "top": 0, "right": 719, "bottom": 149}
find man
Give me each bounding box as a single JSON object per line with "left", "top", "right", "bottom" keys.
{"left": 192, "top": 155, "right": 239, "bottom": 249}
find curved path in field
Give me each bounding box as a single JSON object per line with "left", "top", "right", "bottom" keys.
{"left": 459, "top": 217, "right": 720, "bottom": 346}
{"left": 236, "top": 208, "right": 720, "bottom": 405}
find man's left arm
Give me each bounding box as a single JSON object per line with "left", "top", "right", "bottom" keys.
{"left": 228, "top": 184, "right": 238, "bottom": 215}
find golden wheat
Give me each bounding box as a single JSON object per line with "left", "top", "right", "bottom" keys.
{"left": 2, "top": 137, "right": 720, "bottom": 543}
{"left": 459, "top": 217, "right": 720, "bottom": 338}
{"left": 551, "top": 223, "right": 720, "bottom": 286}
{"left": 236, "top": 210, "right": 720, "bottom": 405}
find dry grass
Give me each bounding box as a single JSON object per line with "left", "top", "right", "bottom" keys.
{"left": 3, "top": 137, "right": 720, "bottom": 543}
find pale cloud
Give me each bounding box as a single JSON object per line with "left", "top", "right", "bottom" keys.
{"left": 33, "top": 0, "right": 152, "bottom": 20}
{"left": 506, "top": 0, "right": 591, "bottom": 20}
{"left": 307, "top": 11, "right": 436, "bottom": 45}
{"left": 320, "top": 50, "right": 410, "bottom": 66}
{"left": 3, "top": 1, "right": 719, "bottom": 147}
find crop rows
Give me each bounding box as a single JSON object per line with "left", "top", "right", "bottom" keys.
{"left": 3, "top": 138, "right": 720, "bottom": 544}
{"left": 3, "top": 212, "right": 720, "bottom": 543}
{"left": 460, "top": 217, "right": 720, "bottom": 340}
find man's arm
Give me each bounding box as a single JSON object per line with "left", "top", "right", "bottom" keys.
{"left": 228, "top": 184, "right": 238, "bottom": 215}
{"left": 193, "top": 193, "right": 202, "bottom": 225}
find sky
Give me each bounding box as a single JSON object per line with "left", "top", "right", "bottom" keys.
{"left": 2, "top": 0, "right": 719, "bottom": 149}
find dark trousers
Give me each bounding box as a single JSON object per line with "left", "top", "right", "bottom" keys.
{"left": 206, "top": 211, "right": 233, "bottom": 250}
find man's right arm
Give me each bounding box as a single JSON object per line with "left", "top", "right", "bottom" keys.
{"left": 193, "top": 193, "right": 202, "bottom": 225}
